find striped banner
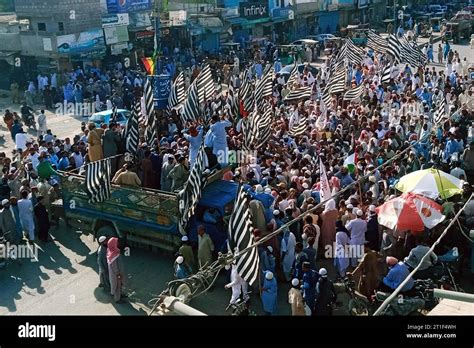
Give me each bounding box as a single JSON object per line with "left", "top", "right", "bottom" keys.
{"left": 177, "top": 141, "right": 207, "bottom": 234}
{"left": 182, "top": 79, "right": 200, "bottom": 124}
{"left": 343, "top": 83, "right": 365, "bottom": 101}
{"left": 125, "top": 100, "right": 140, "bottom": 156}
{"left": 288, "top": 116, "right": 308, "bottom": 137}
{"left": 284, "top": 86, "right": 313, "bottom": 101}
{"left": 84, "top": 158, "right": 112, "bottom": 204}
{"left": 228, "top": 185, "right": 260, "bottom": 286}
{"left": 144, "top": 77, "right": 157, "bottom": 147}
{"left": 367, "top": 30, "right": 388, "bottom": 53}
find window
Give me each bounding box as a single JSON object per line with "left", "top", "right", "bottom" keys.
{"left": 58, "top": 22, "right": 64, "bottom": 31}
{"left": 37, "top": 23, "right": 46, "bottom": 31}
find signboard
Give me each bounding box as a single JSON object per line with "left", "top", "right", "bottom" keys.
{"left": 111, "top": 42, "right": 128, "bottom": 55}
{"left": 106, "top": 0, "right": 151, "bottom": 14}
{"left": 169, "top": 10, "right": 187, "bottom": 26}
{"left": 239, "top": 0, "right": 269, "bottom": 20}
{"left": 151, "top": 74, "right": 171, "bottom": 109}
{"left": 271, "top": 7, "right": 294, "bottom": 20}
{"left": 135, "top": 30, "right": 155, "bottom": 40}
{"left": 57, "top": 29, "right": 105, "bottom": 54}
{"left": 102, "top": 13, "right": 129, "bottom": 27}
{"left": 104, "top": 25, "right": 129, "bottom": 44}
{"left": 43, "top": 38, "right": 52, "bottom": 51}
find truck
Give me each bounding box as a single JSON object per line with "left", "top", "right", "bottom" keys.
{"left": 58, "top": 168, "right": 238, "bottom": 253}
{"left": 446, "top": 11, "right": 473, "bottom": 43}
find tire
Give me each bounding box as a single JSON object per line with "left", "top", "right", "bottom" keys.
{"left": 348, "top": 298, "right": 369, "bottom": 316}
{"left": 95, "top": 225, "right": 126, "bottom": 249}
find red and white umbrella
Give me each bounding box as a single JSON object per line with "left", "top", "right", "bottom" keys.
{"left": 375, "top": 192, "right": 445, "bottom": 233}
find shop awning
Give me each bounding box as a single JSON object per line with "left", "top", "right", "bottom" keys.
{"left": 198, "top": 17, "right": 223, "bottom": 28}
{"left": 225, "top": 17, "right": 248, "bottom": 26}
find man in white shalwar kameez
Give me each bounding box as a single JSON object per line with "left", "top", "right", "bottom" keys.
{"left": 18, "top": 191, "right": 35, "bottom": 241}
{"left": 225, "top": 264, "right": 249, "bottom": 305}
{"left": 281, "top": 229, "right": 296, "bottom": 281}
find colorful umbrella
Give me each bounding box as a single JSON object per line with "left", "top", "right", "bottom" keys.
{"left": 376, "top": 192, "right": 445, "bottom": 233}
{"left": 395, "top": 168, "right": 463, "bottom": 199}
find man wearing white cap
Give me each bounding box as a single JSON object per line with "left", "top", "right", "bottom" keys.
{"left": 345, "top": 208, "right": 367, "bottom": 267}
{"left": 97, "top": 236, "right": 110, "bottom": 291}
{"left": 0, "top": 198, "right": 20, "bottom": 245}
{"left": 174, "top": 256, "right": 190, "bottom": 279}
{"left": 261, "top": 271, "right": 278, "bottom": 315}
{"left": 366, "top": 205, "right": 379, "bottom": 251}
{"left": 178, "top": 235, "right": 196, "bottom": 273}
{"left": 224, "top": 264, "right": 249, "bottom": 305}
{"left": 314, "top": 268, "right": 337, "bottom": 315}
{"left": 288, "top": 278, "right": 305, "bottom": 316}
{"left": 341, "top": 203, "right": 356, "bottom": 226}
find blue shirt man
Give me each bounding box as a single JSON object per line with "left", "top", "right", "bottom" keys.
{"left": 383, "top": 261, "right": 414, "bottom": 292}
{"left": 302, "top": 262, "right": 319, "bottom": 312}
{"left": 274, "top": 59, "right": 282, "bottom": 73}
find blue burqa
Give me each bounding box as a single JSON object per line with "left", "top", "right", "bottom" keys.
{"left": 261, "top": 275, "right": 278, "bottom": 315}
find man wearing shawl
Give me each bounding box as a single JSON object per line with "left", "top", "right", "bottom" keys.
{"left": 107, "top": 237, "right": 125, "bottom": 303}
{"left": 321, "top": 199, "right": 338, "bottom": 253}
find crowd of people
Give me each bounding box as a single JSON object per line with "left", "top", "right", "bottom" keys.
{"left": 1, "top": 28, "right": 473, "bottom": 314}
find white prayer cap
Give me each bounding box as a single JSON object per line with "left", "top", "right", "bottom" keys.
{"left": 98, "top": 236, "right": 107, "bottom": 243}
{"left": 276, "top": 167, "right": 283, "bottom": 173}
{"left": 264, "top": 187, "right": 272, "bottom": 194}
{"left": 291, "top": 278, "right": 299, "bottom": 287}
{"left": 302, "top": 233, "right": 307, "bottom": 240}
{"left": 273, "top": 209, "right": 280, "bottom": 216}
{"left": 1, "top": 199, "right": 9, "bottom": 206}
{"left": 225, "top": 264, "right": 231, "bottom": 270}
{"left": 176, "top": 256, "right": 184, "bottom": 264}
{"left": 255, "top": 184, "right": 264, "bottom": 193}
{"left": 369, "top": 175, "right": 376, "bottom": 183}
{"left": 181, "top": 235, "right": 189, "bottom": 242}
{"left": 265, "top": 271, "right": 274, "bottom": 280}
{"left": 267, "top": 246, "right": 273, "bottom": 253}
{"left": 356, "top": 209, "right": 363, "bottom": 216}
{"left": 302, "top": 183, "right": 309, "bottom": 189}
{"left": 319, "top": 268, "right": 328, "bottom": 277}
{"left": 347, "top": 204, "right": 354, "bottom": 209}
{"left": 369, "top": 204, "right": 376, "bottom": 212}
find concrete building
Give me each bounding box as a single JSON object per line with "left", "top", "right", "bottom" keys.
{"left": 14, "top": 0, "right": 104, "bottom": 72}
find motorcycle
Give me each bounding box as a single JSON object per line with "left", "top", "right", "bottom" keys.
{"left": 343, "top": 276, "right": 435, "bottom": 316}
{"left": 21, "top": 111, "right": 37, "bottom": 131}
{"left": 225, "top": 292, "right": 255, "bottom": 316}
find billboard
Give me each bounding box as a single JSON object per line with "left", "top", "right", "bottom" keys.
{"left": 106, "top": 0, "right": 152, "bottom": 14}
{"left": 104, "top": 25, "right": 130, "bottom": 44}
{"left": 57, "top": 29, "right": 105, "bottom": 54}
{"left": 102, "top": 13, "right": 129, "bottom": 27}
{"left": 239, "top": 0, "right": 269, "bottom": 20}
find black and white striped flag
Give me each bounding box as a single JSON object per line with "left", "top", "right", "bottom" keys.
{"left": 288, "top": 116, "right": 308, "bottom": 137}
{"left": 227, "top": 83, "right": 239, "bottom": 120}
{"left": 434, "top": 98, "right": 447, "bottom": 124}
{"left": 387, "top": 34, "right": 402, "bottom": 64}
{"left": 343, "top": 83, "right": 365, "bottom": 101}
{"left": 228, "top": 185, "right": 260, "bottom": 286}
{"left": 328, "top": 69, "right": 346, "bottom": 94}
{"left": 367, "top": 30, "right": 388, "bottom": 53}
{"left": 286, "top": 63, "right": 299, "bottom": 88}
{"left": 284, "top": 85, "right": 313, "bottom": 101}
{"left": 85, "top": 158, "right": 112, "bottom": 204}
{"left": 177, "top": 142, "right": 207, "bottom": 234}
{"left": 254, "top": 66, "right": 274, "bottom": 109}
{"left": 125, "top": 100, "right": 140, "bottom": 156}
{"left": 110, "top": 105, "right": 118, "bottom": 124}
{"left": 381, "top": 62, "right": 392, "bottom": 84}
{"left": 257, "top": 104, "right": 274, "bottom": 147}
{"left": 144, "top": 77, "right": 157, "bottom": 147}
{"left": 182, "top": 79, "right": 200, "bottom": 124}
{"left": 242, "top": 107, "right": 261, "bottom": 151}
{"left": 239, "top": 70, "right": 254, "bottom": 113}
{"left": 168, "top": 71, "right": 185, "bottom": 108}
{"left": 197, "top": 64, "right": 215, "bottom": 105}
